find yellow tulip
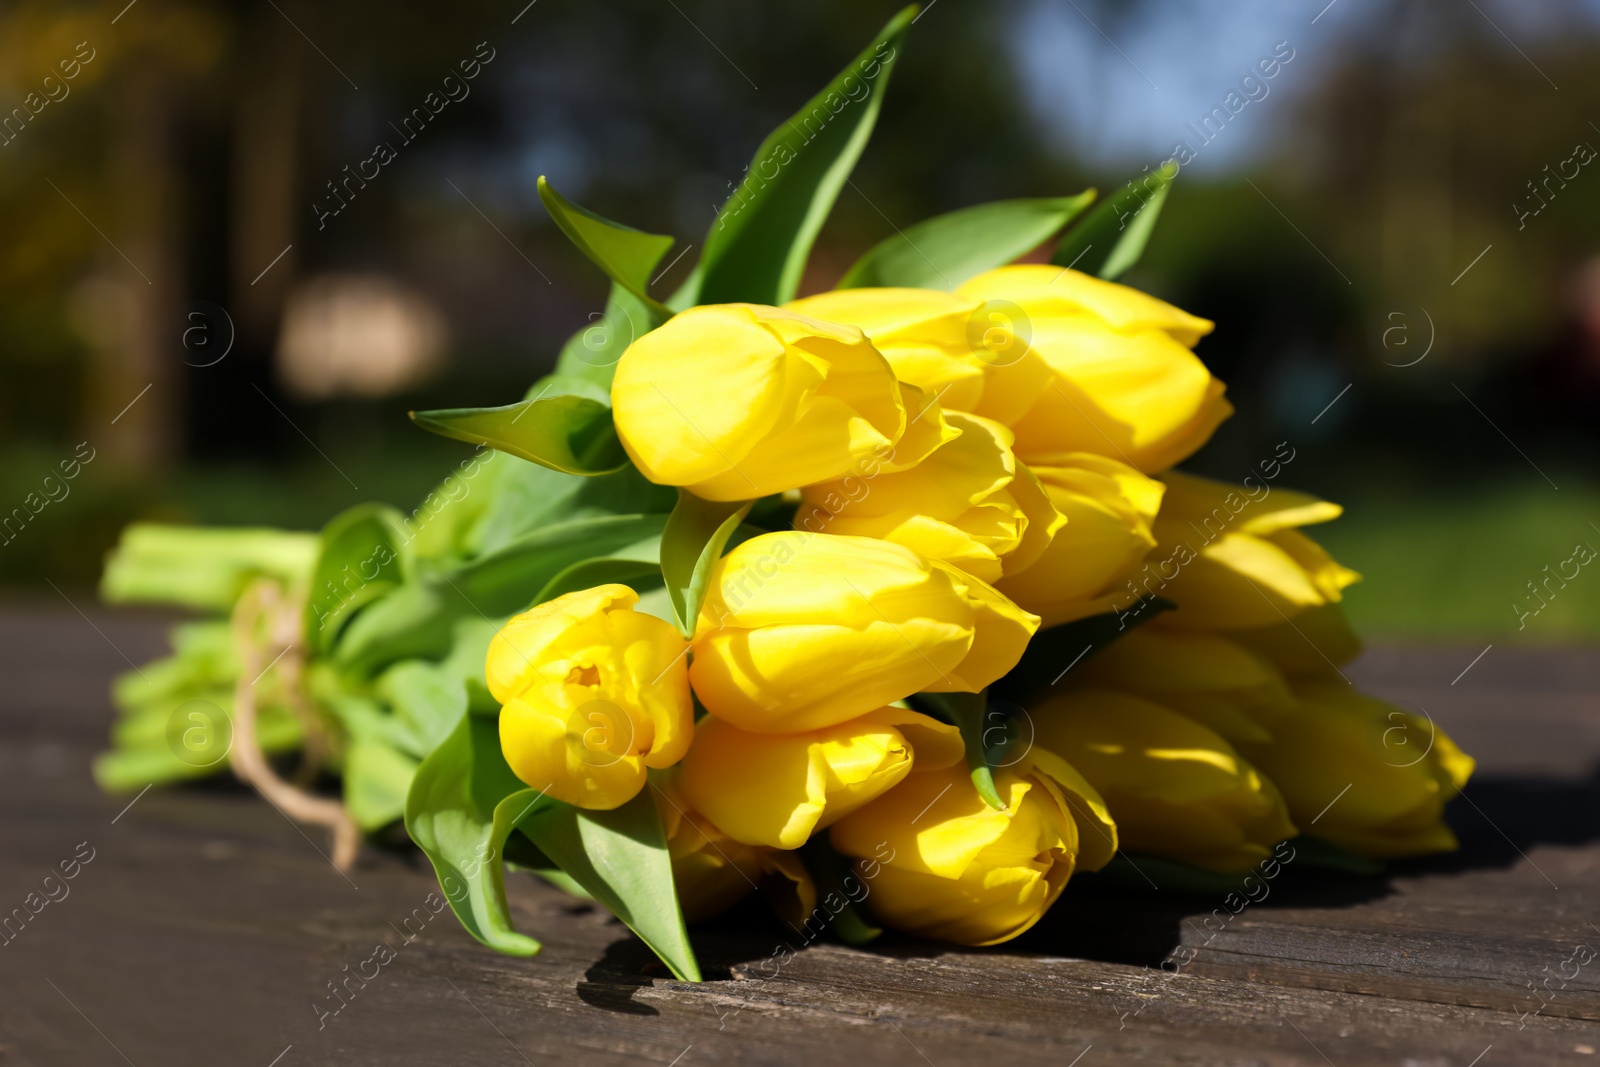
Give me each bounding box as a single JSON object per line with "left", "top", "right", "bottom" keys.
{"left": 610, "top": 303, "right": 914, "bottom": 501}
{"left": 652, "top": 775, "right": 815, "bottom": 924}
{"left": 1228, "top": 602, "right": 1364, "bottom": 682}
{"left": 956, "top": 265, "right": 1230, "bottom": 472}
{"left": 1146, "top": 470, "right": 1360, "bottom": 630}
{"left": 690, "top": 532, "right": 1038, "bottom": 732}
{"left": 796, "top": 411, "right": 1062, "bottom": 583}
{"left": 679, "top": 707, "right": 964, "bottom": 849}
{"left": 488, "top": 585, "right": 692, "bottom": 810}
{"left": 1031, "top": 689, "right": 1296, "bottom": 872}
{"left": 785, "top": 287, "right": 1054, "bottom": 425}
{"left": 1066, "top": 627, "right": 1295, "bottom": 745}
{"left": 994, "top": 451, "right": 1163, "bottom": 627}
{"left": 1239, "top": 682, "right": 1475, "bottom": 858}
{"left": 829, "top": 750, "right": 1117, "bottom": 945}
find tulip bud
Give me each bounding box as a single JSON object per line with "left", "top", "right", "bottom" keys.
{"left": 956, "top": 265, "right": 1230, "bottom": 472}
{"left": 610, "top": 303, "right": 911, "bottom": 501}
{"left": 1238, "top": 682, "right": 1475, "bottom": 858}
{"left": 785, "top": 287, "right": 1054, "bottom": 424}
{"left": 1031, "top": 689, "right": 1296, "bottom": 872}
{"left": 1148, "top": 471, "right": 1360, "bottom": 630}
{"left": 797, "top": 411, "right": 1062, "bottom": 583}
{"left": 994, "top": 451, "right": 1163, "bottom": 627}
{"left": 679, "top": 707, "right": 964, "bottom": 849}
{"left": 652, "top": 775, "right": 815, "bottom": 924}
{"left": 1228, "top": 603, "right": 1364, "bottom": 682}
{"left": 1066, "top": 627, "right": 1295, "bottom": 745}
{"left": 488, "top": 585, "right": 692, "bottom": 810}
{"left": 690, "top": 532, "right": 1038, "bottom": 732}
{"left": 829, "top": 751, "right": 1117, "bottom": 945}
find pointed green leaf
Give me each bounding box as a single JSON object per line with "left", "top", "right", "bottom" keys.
{"left": 1052, "top": 160, "right": 1177, "bottom": 280}
{"left": 518, "top": 788, "right": 702, "bottom": 981}
{"left": 332, "top": 515, "right": 669, "bottom": 675}
{"left": 838, "top": 192, "right": 1097, "bottom": 290}
{"left": 305, "top": 504, "right": 413, "bottom": 655}
{"left": 410, "top": 392, "right": 628, "bottom": 477}
{"left": 404, "top": 713, "right": 547, "bottom": 956}
{"left": 660, "top": 490, "right": 752, "bottom": 637}
{"left": 537, "top": 177, "right": 675, "bottom": 318}
{"left": 916, "top": 690, "right": 1006, "bottom": 811}
{"left": 692, "top": 6, "right": 916, "bottom": 305}
{"left": 554, "top": 282, "right": 669, "bottom": 389}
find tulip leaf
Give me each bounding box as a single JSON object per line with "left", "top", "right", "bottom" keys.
{"left": 800, "top": 833, "right": 882, "bottom": 945}
{"left": 404, "top": 712, "right": 549, "bottom": 957}
{"left": 989, "top": 597, "right": 1174, "bottom": 704}
{"left": 516, "top": 789, "right": 703, "bottom": 982}
{"left": 916, "top": 690, "right": 1007, "bottom": 811}
{"left": 660, "top": 490, "right": 753, "bottom": 637}
{"left": 305, "top": 504, "right": 414, "bottom": 656}
{"left": 410, "top": 390, "right": 629, "bottom": 477}
{"left": 1052, "top": 160, "right": 1178, "bottom": 281}
{"left": 344, "top": 740, "right": 420, "bottom": 831}
{"left": 333, "top": 515, "right": 668, "bottom": 676}
{"left": 690, "top": 5, "right": 915, "bottom": 305}
{"left": 1291, "top": 835, "right": 1386, "bottom": 876}
{"left": 837, "top": 192, "right": 1098, "bottom": 290}
{"left": 554, "top": 282, "right": 669, "bottom": 389}
{"left": 537, "top": 177, "right": 675, "bottom": 319}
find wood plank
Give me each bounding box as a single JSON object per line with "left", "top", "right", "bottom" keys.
{"left": 2, "top": 608, "right": 1598, "bottom": 1065}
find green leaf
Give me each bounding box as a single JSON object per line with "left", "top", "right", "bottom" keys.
{"left": 517, "top": 788, "right": 702, "bottom": 981}
{"left": 1291, "top": 835, "right": 1386, "bottom": 876}
{"left": 404, "top": 713, "right": 547, "bottom": 956}
{"left": 838, "top": 192, "right": 1097, "bottom": 290}
{"left": 410, "top": 392, "right": 628, "bottom": 477}
{"left": 378, "top": 660, "right": 470, "bottom": 757}
{"left": 660, "top": 490, "right": 752, "bottom": 637}
{"left": 691, "top": 6, "right": 916, "bottom": 305}
{"left": 537, "top": 177, "right": 674, "bottom": 318}
{"left": 332, "top": 515, "right": 668, "bottom": 676}
{"left": 305, "top": 504, "right": 413, "bottom": 656}
{"left": 990, "top": 597, "right": 1173, "bottom": 704}
{"left": 1051, "top": 160, "right": 1177, "bottom": 281}
{"left": 345, "top": 741, "right": 420, "bottom": 831}
{"left": 553, "top": 283, "right": 670, "bottom": 390}
{"left": 798, "top": 833, "right": 881, "bottom": 945}
{"left": 915, "top": 690, "right": 1006, "bottom": 811}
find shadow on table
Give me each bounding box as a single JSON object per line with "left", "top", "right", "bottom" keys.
{"left": 572, "top": 766, "right": 1600, "bottom": 1008}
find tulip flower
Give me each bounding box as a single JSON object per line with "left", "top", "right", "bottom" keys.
{"left": 785, "top": 287, "right": 1053, "bottom": 424}
{"left": 956, "top": 265, "right": 1230, "bottom": 472}
{"left": 993, "top": 451, "right": 1164, "bottom": 627}
{"left": 678, "top": 706, "right": 964, "bottom": 849}
{"left": 829, "top": 750, "right": 1116, "bottom": 945}
{"left": 1146, "top": 471, "right": 1360, "bottom": 630}
{"left": 610, "top": 303, "right": 918, "bottom": 501}
{"left": 1228, "top": 602, "right": 1364, "bottom": 682}
{"left": 1239, "top": 682, "right": 1475, "bottom": 858}
{"left": 488, "top": 585, "right": 693, "bottom": 810}
{"left": 652, "top": 775, "right": 815, "bottom": 924}
{"left": 1065, "top": 627, "right": 1295, "bottom": 745}
{"left": 690, "top": 532, "right": 1038, "bottom": 732}
{"left": 1031, "top": 689, "right": 1296, "bottom": 872}
{"left": 796, "top": 411, "right": 1062, "bottom": 583}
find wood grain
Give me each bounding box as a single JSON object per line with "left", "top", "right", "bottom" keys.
{"left": 1, "top": 606, "right": 1596, "bottom": 1066}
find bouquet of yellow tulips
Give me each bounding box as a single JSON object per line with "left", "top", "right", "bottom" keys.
{"left": 95, "top": 6, "right": 1473, "bottom": 981}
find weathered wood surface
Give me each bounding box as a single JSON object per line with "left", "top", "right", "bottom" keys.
{"left": 2, "top": 605, "right": 1598, "bottom": 1066}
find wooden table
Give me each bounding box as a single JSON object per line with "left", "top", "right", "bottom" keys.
{"left": 3, "top": 605, "right": 1598, "bottom": 1065}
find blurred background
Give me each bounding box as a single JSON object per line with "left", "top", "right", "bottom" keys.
{"left": 4, "top": 0, "right": 1599, "bottom": 640}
